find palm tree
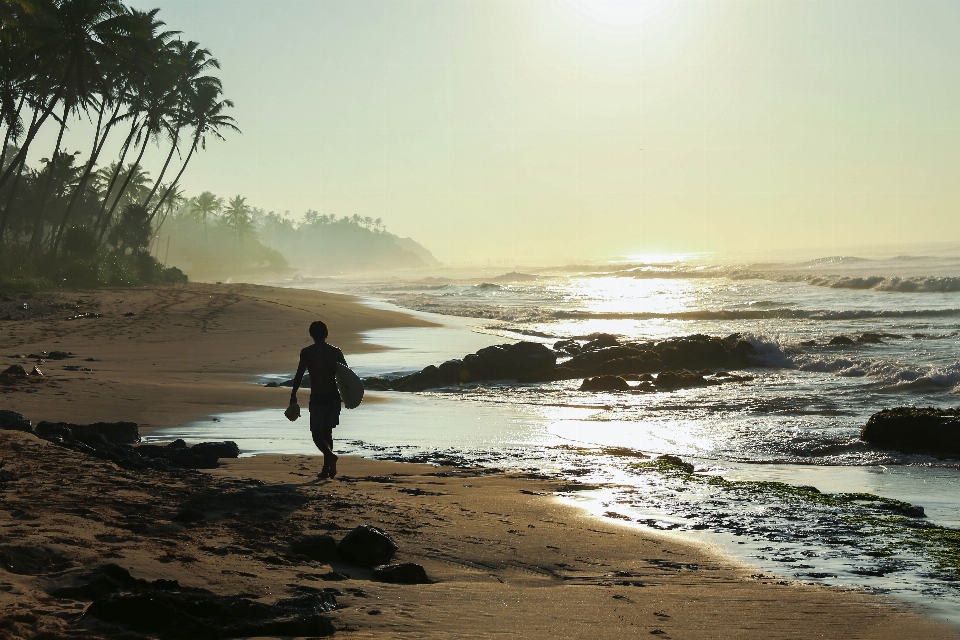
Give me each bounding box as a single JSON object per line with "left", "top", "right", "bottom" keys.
{"left": 52, "top": 7, "right": 179, "bottom": 254}
{"left": 188, "top": 190, "right": 221, "bottom": 250}
{"left": 0, "top": 0, "right": 128, "bottom": 195}
{"left": 149, "top": 80, "right": 237, "bottom": 221}
{"left": 140, "top": 39, "right": 218, "bottom": 211}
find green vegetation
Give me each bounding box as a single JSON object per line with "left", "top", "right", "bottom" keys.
{"left": 0, "top": 0, "right": 237, "bottom": 288}
{"left": 629, "top": 458, "right": 960, "bottom": 577}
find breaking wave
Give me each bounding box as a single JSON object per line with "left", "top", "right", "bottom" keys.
{"left": 748, "top": 336, "right": 960, "bottom": 391}
{"left": 388, "top": 295, "right": 960, "bottom": 323}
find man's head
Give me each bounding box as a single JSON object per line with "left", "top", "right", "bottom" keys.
{"left": 309, "top": 320, "right": 329, "bottom": 342}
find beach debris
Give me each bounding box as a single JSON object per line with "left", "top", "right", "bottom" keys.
{"left": 372, "top": 563, "right": 431, "bottom": 584}
{"left": 123, "top": 311, "right": 136, "bottom": 317}
{"left": 336, "top": 524, "right": 398, "bottom": 567}
{"left": 1, "top": 364, "right": 27, "bottom": 377}
{"left": 55, "top": 564, "right": 337, "bottom": 638}
{"left": 29, "top": 366, "right": 42, "bottom": 376}
{"left": 291, "top": 535, "right": 338, "bottom": 562}
{"left": 65, "top": 312, "right": 102, "bottom": 321}
{"left": 62, "top": 365, "right": 91, "bottom": 372}
{"left": 862, "top": 407, "right": 960, "bottom": 458}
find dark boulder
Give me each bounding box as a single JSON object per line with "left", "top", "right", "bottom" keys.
{"left": 372, "top": 563, "right": 431, "bottom": 584}
{"left": 1, "top": 364, "right": 27, "bottom": 377}
{"left": 579, "top": 376, "right": 631, "bottom": 392}
{"left": 857, "top": 333, "right": 884, "bottom": 344}
{"left": 291, "top": 535, "right": 338, "bottom": 562}
{"left": 829, "top": 336, "right": 856, "bottom": 346}
{"left": 192, "top": 441, "right": 240, "bottom": 459}
{"left": 137, "top": 443, "right": 219, "bottom": 469}
{"left": 594, "top": 355, "right": 662, "bottom": 376}
{"left": 655, "top": 370, "right": 708, "bottom": 389}
{"left": 553, "top": 339, "right": 581, "bottom": 355}
{"left": 0, "top": 409, "right": 31, "bottom": 433}
{"left": 336, "top": 524, "right": 398, "bottom": 568}
{"left": 861, "top": 407, "right": 960, "bottom": 458}
{"left": 563, "top": 346, "right": 648, "bottom": 374}
{"left": 70, "top": 565, "right": 337, "bottom": 638}
{"left": 36, "top": 421, "right": 140, "bottom": 445}
{"left": 582, "top": 333, "right": 619, "bottom": 350}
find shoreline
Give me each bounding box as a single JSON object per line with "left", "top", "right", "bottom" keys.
{"left": 2, "top": 430, "right": 957, "bottom": 638}
{"left": 2, "top": 283, "right": 958, "bottom": 637}
{"left": 1, "top": 283, "right": 437, "bottom": 428}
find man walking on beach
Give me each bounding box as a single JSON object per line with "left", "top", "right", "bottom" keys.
{"left": 289, "top": 320, "right": 347, "bottom": 479}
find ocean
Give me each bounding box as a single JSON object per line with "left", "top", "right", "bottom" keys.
{"left": 150, "top": 254, "right": 960, "bottom": 621}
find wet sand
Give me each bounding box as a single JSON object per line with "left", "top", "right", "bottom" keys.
{"left": 1, "top": 284, "right": 958, "bottom": 638}
{"left": 1, "top": 283, "right": 435, "bottom": 427}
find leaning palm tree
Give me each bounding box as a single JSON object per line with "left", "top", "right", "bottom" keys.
{"left": 139, "top": 39, "right": 219, "bottom": 210}
{"left": 188, "top": 190, "right": 221, "bottom": 251}
{"left": 149, "top": 80, "right": 237, "bottom": 221}
{"left": 52, "top": 6, "right": 180, "bottom": 254}
{"left": 1, "top": 0, "right": 127, "bottom": 196}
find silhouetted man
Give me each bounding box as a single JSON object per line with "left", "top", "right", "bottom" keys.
{"left": 290, "top": 320, "right": 347, "bottom": 478}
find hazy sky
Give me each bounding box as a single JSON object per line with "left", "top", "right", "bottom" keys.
{"left": 44, "top": 1, "right": 960, "bottom": 263}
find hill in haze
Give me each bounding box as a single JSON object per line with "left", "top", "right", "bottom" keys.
{"left": 256, "top": 211, "right": 438, "bottom": 273}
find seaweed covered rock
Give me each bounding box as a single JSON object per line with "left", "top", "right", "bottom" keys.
{"left": 862, "top": 407, "right": 960, "bottom": 458}
{"left": 336, "top": 524, "right": 398, "bottom": 567}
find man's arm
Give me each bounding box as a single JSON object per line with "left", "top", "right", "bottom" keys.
{"left": 290, "top": 352, "right": 307, "bottom": 405}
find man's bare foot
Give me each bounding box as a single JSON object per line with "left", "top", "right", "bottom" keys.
{"left": 328, "top": 454, "right": 338, "bottom": 479}
{"left": 317, "top": 467, "right": 330, "bottom": 479}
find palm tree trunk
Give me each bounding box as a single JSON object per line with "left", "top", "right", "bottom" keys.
{"left": 149, "top": 130, "right": 199, "bottom": 221}
{"left": 0, "top": 153, "right": 27, "bottom": 249}
{"left": 0, "top": 95, "right": 26, "bottom": 172}
{"left": 98, "top": 128, "right": 151, "bottom": 241}
{"left": 51, "top": 100, "right": 125, "bottom": 255}
{"left": 0, "top": 88, "right": 63, "bottom": 191}
{"left": 93, "top": 117, "right": 140, "bottom": 234}
{"left": 142, "top": 124, "right": 181, "bottom": 212}
{"left": 0, "top": 107, "right": 38, "bottom": 249}
{"left": 28, "top": 102, "right": 70, "bottom": 260}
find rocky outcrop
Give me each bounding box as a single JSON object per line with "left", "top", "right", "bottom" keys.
{"left": 862, "top": 407, "right": 960, "bottom": 458}
{"left": 56, "top": 564, "right": 336, "bottom": 638}
{"left": 336, "top": 524, "right": 398, "bottom": 568}
{"left": 368, "top": 334, "right": 757, "bottom": 392}
{"left": 580, "top": 376, "right": 631, "bottom": 392}
{"left": 0, "top": 410, "right": 31, "bottom": 433}
{"left": 372, "top": 563, "right": 431, "bottom": 584}
{"left": 24, "top": 419, "right": 238, "bottom": 471}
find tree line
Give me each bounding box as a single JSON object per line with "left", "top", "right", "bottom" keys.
{"left": 0, "top": 0, "right": 237, "bottom": 284}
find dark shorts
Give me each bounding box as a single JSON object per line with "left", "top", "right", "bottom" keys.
{"left": 309, "top": 402, "right": 340, "bottom": 431}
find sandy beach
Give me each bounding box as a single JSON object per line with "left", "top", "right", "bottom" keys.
{"left": 2, "top": 284, "right": 958, "bottom": 638}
